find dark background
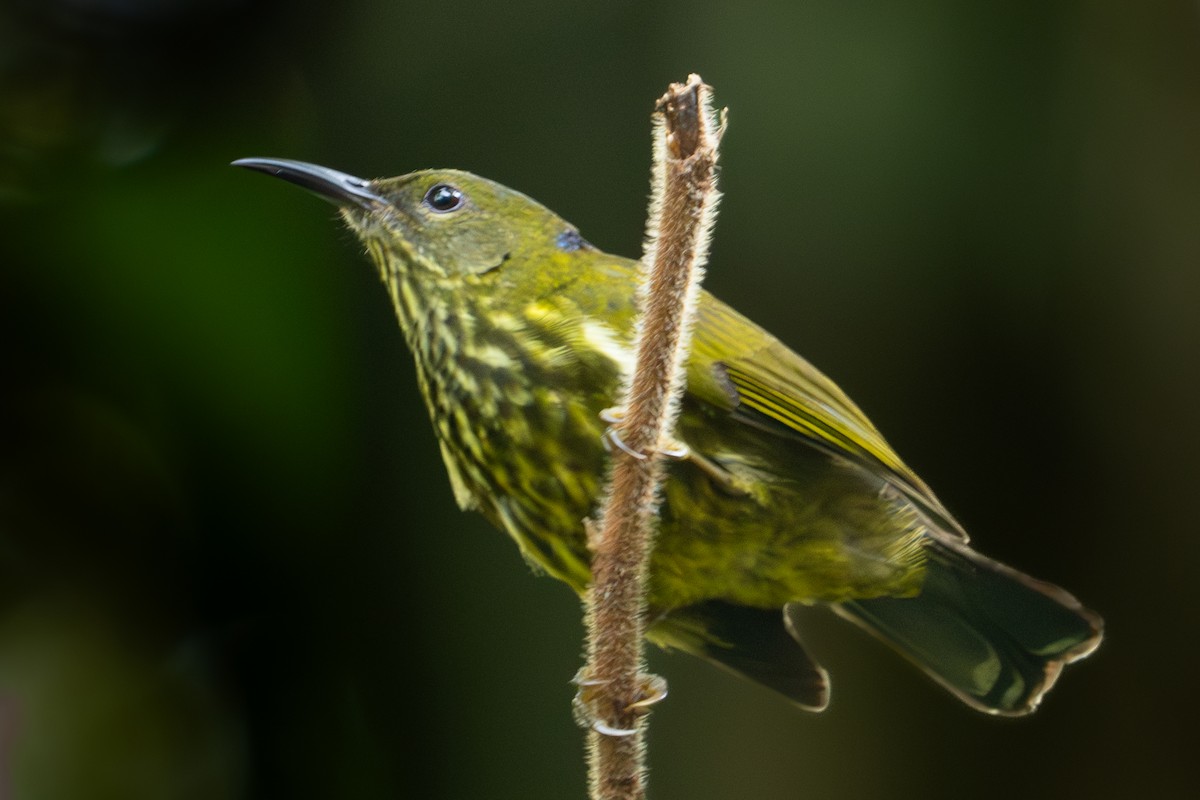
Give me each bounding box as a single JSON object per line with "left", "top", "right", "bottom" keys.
{"left": 2, "top": 1, "right": 1197, "bottom": 798}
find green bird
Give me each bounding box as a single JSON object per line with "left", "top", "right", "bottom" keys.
{"left": 234, "top": 157, "right": 1102, "bottom": 715}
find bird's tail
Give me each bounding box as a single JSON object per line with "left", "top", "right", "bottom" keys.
{"left": 819, "top": 537, "right": 1103, "bottom": 715}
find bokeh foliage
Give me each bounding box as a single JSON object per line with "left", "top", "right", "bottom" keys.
{"left": 2, "top": 1, "right": 1198, "bottom": 797}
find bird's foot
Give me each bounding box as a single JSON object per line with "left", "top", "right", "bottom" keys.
{"left": 599, "top": 407, "right": 690, "bottom": 461}
{"left": 572, "top": 668, "right": 669, "bottom": 737}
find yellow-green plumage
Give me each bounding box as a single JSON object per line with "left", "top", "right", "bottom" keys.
{"left": 235, "top": 158, "right": 1103, "bottom": 715}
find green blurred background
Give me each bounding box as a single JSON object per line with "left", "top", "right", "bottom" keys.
{"left": 1, "top": 1, "right": 1197, "bottom": 797}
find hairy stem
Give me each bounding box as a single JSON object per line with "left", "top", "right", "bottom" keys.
{"left": 582, "top": 74, "right": 723, "bottom": 800}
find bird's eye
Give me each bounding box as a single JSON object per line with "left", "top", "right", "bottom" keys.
{"left": 424, "top": 183, "right": 466, "bottom": 213}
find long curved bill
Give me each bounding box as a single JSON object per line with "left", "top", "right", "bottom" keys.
{"left": 232, "top": 157, "right": 384, "bottom": 209}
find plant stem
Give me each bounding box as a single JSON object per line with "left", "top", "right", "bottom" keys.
{"left": 582, "top": 73, "right": 723, "bottom": 800}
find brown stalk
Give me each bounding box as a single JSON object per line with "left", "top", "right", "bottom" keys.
{"left": 581, "top": 74, "right": 723, "bottom": 800}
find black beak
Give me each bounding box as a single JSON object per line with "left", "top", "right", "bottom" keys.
{"left": 232, "top": 157, "right": 384, "bottom": 209}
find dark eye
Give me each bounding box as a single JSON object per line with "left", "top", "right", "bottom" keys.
{"left": 424, "top": 183, "right": 465, "bottom": 213}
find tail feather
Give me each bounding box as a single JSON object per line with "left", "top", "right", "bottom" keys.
{"left": 819, "top": 538, "right": 1102, "bottom": 715}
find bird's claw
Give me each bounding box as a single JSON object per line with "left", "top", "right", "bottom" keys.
{"left": 601, "top": 426, "right": 648, "bottom": 460}
{"left": 657, "top": 441, "right": 690, "bottom": 460}
{"left": 624, "top": 674, "right": 669, "bottom": 712}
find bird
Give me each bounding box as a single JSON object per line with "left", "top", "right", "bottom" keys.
{"left": 234, "top": 157, "right": 1103, "bottom": 715}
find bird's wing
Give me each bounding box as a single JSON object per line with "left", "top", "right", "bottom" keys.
{"left": 687, "top": 294, "right": 966, "bottom": 540}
